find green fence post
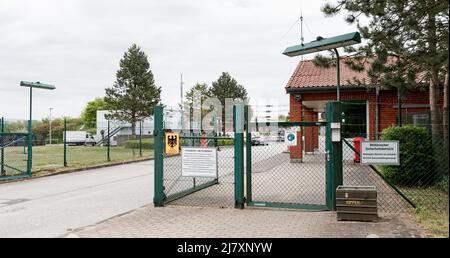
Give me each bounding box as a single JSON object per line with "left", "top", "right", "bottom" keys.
{"left": 325, "top": 101, "right": 343, "bottom": 211}
{"left": 234, "top": 104, "right": 245, "bottom": 209}
{"left": 27, "top": 87, "right": 33, "bottom": 177}
{"left": 245, "top": 107, "right": 252, "bottom": 204}
{"left": 139, "top": 121, "right": 143, "bottom": 157}
{"left": 1, "top": 117, "right": 4, "bottom": 175}
{"left": 107, "top": 120, "right": 111, "bottom": 162}
{"left": 153, "top": 106, "right": 164, "bottom": 207}
{"left": 64, "top": 118, "right": 67, "bottom": 167}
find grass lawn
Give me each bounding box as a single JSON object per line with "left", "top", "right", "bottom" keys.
{"left": 2, "top": 145, "right": 153, "bottom": 177}
{"left": 401, "top": 187, "right": 449, "bottom": 238}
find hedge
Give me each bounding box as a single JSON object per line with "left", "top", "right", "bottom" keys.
{"left": 380, "top": 126, "right": 435, "bottom": 187}
{"left": 125, "top": 138, "right": 154, "bottom": 149}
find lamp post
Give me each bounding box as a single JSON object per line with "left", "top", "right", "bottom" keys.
{"left": 283, "top": 32, "right": 361, "bottom": 101}
{"left": 20, "top": 81, "right": 56, "bottom": 176}
{"left": 49, "top": 107, "right": 53, "bottom": 145}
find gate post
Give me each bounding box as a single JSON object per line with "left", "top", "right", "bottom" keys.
{"left": 153, "top": 105, "right": 165, "bottom": 207}
{"left": 1, "top": 117, "right": 4, "bottom": 175}
{"left": 245, "top": 105, "right": 252, "bottom": 204}
{"left": 234, "top": 104, "right": 245, "bottom": 209}
{"left": 325, "top": 101, "right": 343, "bottom": 210}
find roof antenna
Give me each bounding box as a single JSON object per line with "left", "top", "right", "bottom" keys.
{"left": 300, "top": 9, "right": 304, "bottom": 60}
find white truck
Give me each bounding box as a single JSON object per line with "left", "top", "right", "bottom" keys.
{"left": 64, "top": 131, "right": 96, "bottom": 146}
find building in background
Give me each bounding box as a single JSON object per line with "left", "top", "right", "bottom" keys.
{"left": 286, "top": 58, "right": 444, "bottom": 161}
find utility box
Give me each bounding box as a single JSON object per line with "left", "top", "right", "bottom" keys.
{"left": 336, "top": 186, "right": 378, "bottom": 222}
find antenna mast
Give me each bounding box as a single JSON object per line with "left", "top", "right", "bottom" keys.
{"left": 300, "top": 0, "right": 304, "bottom": 60}
{"left": 300, "top": 11, "right": 304, "bottom": 61}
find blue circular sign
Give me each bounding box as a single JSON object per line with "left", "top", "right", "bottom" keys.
{"left": 287, "top": 133, "right": 295, "bottom": 142}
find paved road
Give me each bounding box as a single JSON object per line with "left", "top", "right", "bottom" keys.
{"left": 0, "top": 160, "right": 154, "bottom": 238}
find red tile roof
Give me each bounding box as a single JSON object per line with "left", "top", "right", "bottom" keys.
{"left": 286, "top": 58, "right": 373, "bottom": 91}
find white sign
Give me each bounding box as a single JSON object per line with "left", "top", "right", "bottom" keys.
{"left": 182, "top": 147, "right": 218, "bottom": 178}
{"left": 361, "top": 141, "right": 400, "bottom": 165}
{"left": 285, "top": 131, "right": 298, "bottom": 146}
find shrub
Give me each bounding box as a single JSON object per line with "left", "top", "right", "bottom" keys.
{"left": 125, "top": 138, "right": 154, "bottom": 149}
{"left": 217, "top": 139, "right": 234, "bottom": 146}
{"left": 380, "top": 126, "right": 435, "bottom": 187}
{"left": 437, "top": 176, "right": 449, "bottom": 193}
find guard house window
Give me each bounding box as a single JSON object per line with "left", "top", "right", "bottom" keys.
{"left": 342, "top": 101, "right": 367, "bottom": 138}
{"left": 404, "top": 112, "right": 431, "bottom": 131}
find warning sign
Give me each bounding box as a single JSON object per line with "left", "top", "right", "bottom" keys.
{"left": 361, "top": 141, "right": 400, "bottom": 165}
{"left": 182, "top": 147, "right": 218, "bottom": 178}
{"left": 165, "top": 132, "right": 180, "bottom": 155}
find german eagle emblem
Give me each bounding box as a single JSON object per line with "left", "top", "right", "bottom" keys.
{"left": 168, "top": 135, "right": 178, "bottom": 148}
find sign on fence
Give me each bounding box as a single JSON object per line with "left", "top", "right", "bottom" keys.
{"left": 285, "top": 131, "right": 298, "bottom": 146}
{"left": 182, "top": 147, "right": 218, "bottom": 178}
{"left": 361, "top": 141, "right": 400, "bottom": 165}
{"left": 165, "top": 132, "right": 180, "bottom": 155}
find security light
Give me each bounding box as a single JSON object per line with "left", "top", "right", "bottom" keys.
{"left": 282, "top": 32, "right": 361, "bottom": 101}
{"left": 20, "top": 81, "right": 56, "bottom": 90}
{"left": 283, "top": 32, "right": 361, "bottom": 57}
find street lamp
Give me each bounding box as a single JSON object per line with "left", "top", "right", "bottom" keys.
{"left": 283, "top": 32, "right": 361, "bottom": 101}
{"left": 49, "top": 108, "right": 53, "bottom": 145}
{"left": 20, "top": 81, "right": 56, "bottom": 176}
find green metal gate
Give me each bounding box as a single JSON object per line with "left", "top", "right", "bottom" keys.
{"left": 154, "top": 102, "right": 343, "bottom": 211}
{"left": 245, "top": 121, "right": 331, "bottom": 210}
{"left": 0, "top": 132, "right": 29, "bottom": 180}
{"left": 153, "top": 106, "right": 240, "bottom": 208}
{"left": 245, "top": 102, "right": 343, "bottom": 211}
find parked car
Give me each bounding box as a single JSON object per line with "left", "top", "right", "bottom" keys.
{"left": 251, "top": 136, "right": 268, "bottom": 146}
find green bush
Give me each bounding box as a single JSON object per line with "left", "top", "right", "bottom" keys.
{"left": 380, "top": 126, "right": 435, "bottom": 187}
{"left": 437, "top": 176, "right": 449, "bottom": 193}
{"left": 125, "top": 138, "right": 154, "bottom": 149}
{"left": 217, "top": 139, "right": 234, "bottom": 146}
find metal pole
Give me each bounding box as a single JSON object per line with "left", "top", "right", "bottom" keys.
{"left": 49, "top": 108, "right": 53, "bottom": 145}
{"left": 1, "top": 117, "right": 4, "bottom": 175}
{"left": 397, "top": 87, "right": 402, "bottom": 127}
{"left": 190, "top": 106, "right": 193, "bottom": 146}
{"left": 64, "top": 118, "right": 67, "bottom": 167}
{"left": 334, "top": 49, "right": 341, "bottom": 102}
{"left": 107, "top": 120, "right": 111, "bottom": 162}
{"left": 233, "top": 105, "right": 245, "bottom": 209}
{"left": 245, "top": 106, "right": 252, "bottom": 204}
{"left": 153, "top": 106, "right": 164, "bottom": 207}
{"left": 325, "top": 101, "right": 343, "bottom": 211}
{"left": 139, "top": 121, "right": 143, "bottom": 157}
{"left": 27, "top": 87, "right": 33, "bottom": 177}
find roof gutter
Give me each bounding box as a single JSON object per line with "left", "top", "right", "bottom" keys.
{"left": 285, "top": 86, "right": 372, "bottom": 94}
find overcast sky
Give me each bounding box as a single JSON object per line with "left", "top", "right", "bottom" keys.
{"left": 0, "top": 0, "right": 356, "bottom": 120}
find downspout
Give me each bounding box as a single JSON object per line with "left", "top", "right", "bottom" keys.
{"left": 375, "top": 86, "right": 380, "bottom": 140}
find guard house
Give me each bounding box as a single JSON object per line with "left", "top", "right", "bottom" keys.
{"left": 286, "top": 57, "right": 444, "bottom": 162}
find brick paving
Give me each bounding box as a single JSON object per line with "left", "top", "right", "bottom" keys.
{"left": 66, "top": 205, "right": 424, "bottom": 238}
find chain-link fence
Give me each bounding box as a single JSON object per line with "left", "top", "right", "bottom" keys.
{"left": 0, "top": 117, "right": 154, "bottom": 179}
{"left": 248, "top": 124, "right": 328, "bottom": 209}
{"left": 342, "top": 125, "right": 449, "bottom": 214}
{"left": 161, "top": 108, "right": 235, "bottom": 208}
{"left": 0, "top": 133, "right": 28, "bottom": 178}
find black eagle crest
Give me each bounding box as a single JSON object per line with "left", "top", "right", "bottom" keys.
{"left": 168, "top": 135, "right": 178, "bottom": 148}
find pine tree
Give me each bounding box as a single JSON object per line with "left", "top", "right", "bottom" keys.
{"left": 105, "top": 44, "right": 161, "bottom": 136}
{"left": 317, "top": 0, "right": 449, "bottom": 139}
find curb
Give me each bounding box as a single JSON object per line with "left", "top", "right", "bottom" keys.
{"left": 0, "top": 157, "right": 154, "bottom": 185}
